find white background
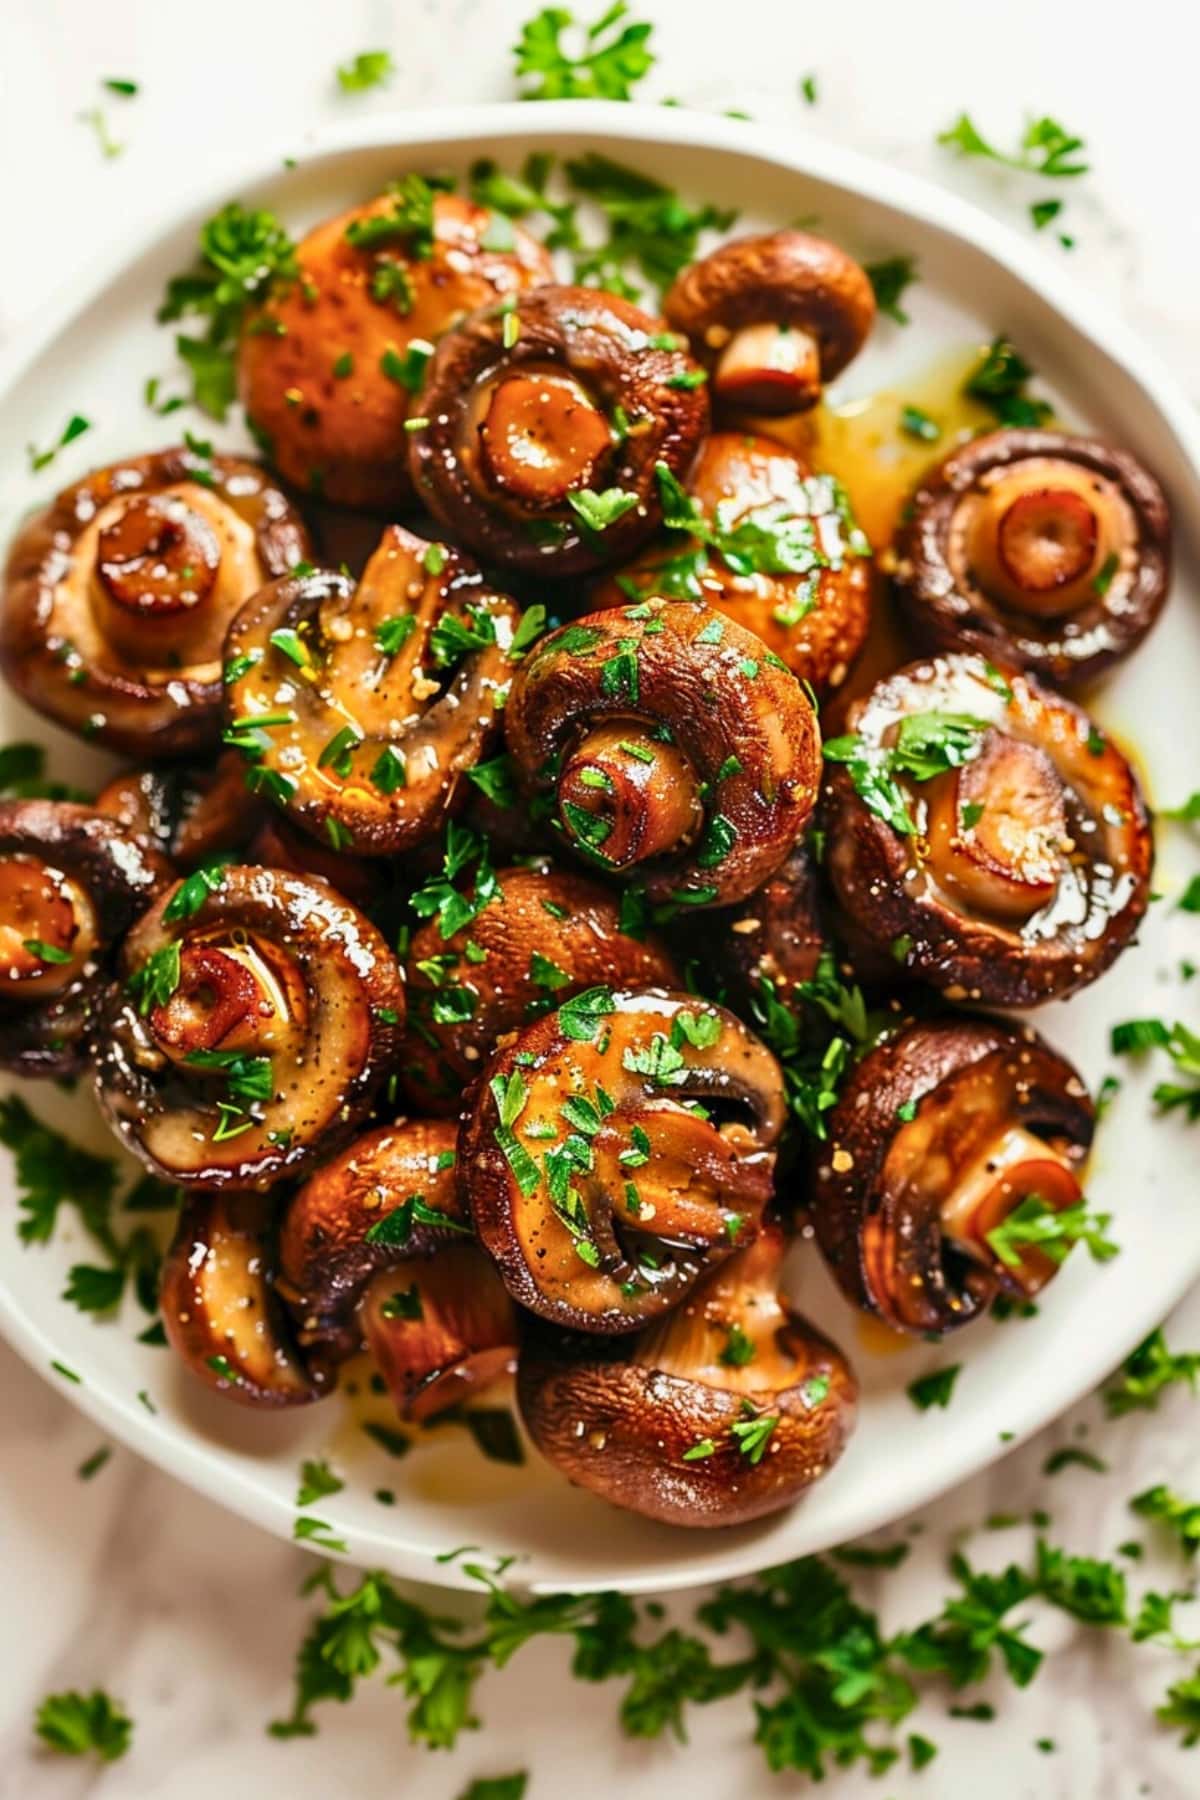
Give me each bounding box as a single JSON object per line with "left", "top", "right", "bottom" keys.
{"left": 1, "top": 2, "right": 1199, "bottom": 1795}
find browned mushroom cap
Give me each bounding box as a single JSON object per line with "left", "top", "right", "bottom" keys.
{"left": 894, "top": 428, "right": 1172, "bottom": 685}
{"left": 675, "top": 842, "right": 828, "bottom": 1021}
{"left": 400, "top": 864, "right": 680, "bottom": 1114}
{"left": 160, "top": 1189, "right": 320, "bottom": 1407}
{"left": 93, "top": 865, "right": 404, "bottom": 1191}
{"left": 0, "top": 800, "right": 171, "bottom": 1078}
{"left": 2, "top": 448, "right": 310, "bottom": 757}
{"left": 812, "top": 1016, "right": 1095, "bottom": 1335}
{"left": 222, "top": 526, "right": 521, "bottom": 856}
{"left": 461, "top": 989, "right": 785, "bottom": 1333}
{"left": 246, "top": 813, "right": 385, "bottom": 912}
{"left": 517, "top": 1224, "right": 857, "bottom": 1527}
{"left": 408, "top": 284, "right": 710, "bottom": 577}
{"left": 95, "top": 752, "right": 264, "bottom": 869}
{"left": 238, "top": 188, "right": 554, "bottom": 512}
{"left": 821, "top": 653, "right": 1152, "bottom": 1006}
{"left": 504, "top": 599, "right": 821, "bottom": 909}
{"left": 663, "top": 231, "right": 875, "bottom": 415}
{"left": 595, "top": 432, "right": 874, "bottom": 700}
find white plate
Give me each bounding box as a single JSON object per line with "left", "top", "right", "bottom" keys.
{"left": 1, "top": 101, "right": 1198, "bottom": 1597}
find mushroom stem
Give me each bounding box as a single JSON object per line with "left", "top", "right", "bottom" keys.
{"left": 149, "top": 942, "right": 298, "bottom": 1059}
{"left": 557, "top": 724, "right": 702, "bottom": 868}
{"left": 93, "top": 493, "right": 222, "bottom": 665}
{"left": 964, "top": 463, "right": 1117, "bottom": 620}
{"left": 476, "top": 369, "right": 612, "bottom": 509}
{"left": 923, "top": 729, "right": 1068, "bottom": 922}
{"left": 714, "top": 321, "right": 822, "bottom": 413}
{"left": 0, "top": 856, "right": 94, "bottom": 993}
{"left": 360, "top": 1246, "right": 517, "bottom": 1423}
{"left": 940, "top": 1123, "right": 1083, "bottom": 1294}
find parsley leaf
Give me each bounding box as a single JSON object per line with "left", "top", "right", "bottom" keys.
{"left": 34, "top": 1689, "right": 133, "bottom": 1762}
{"left": 985, "top": 1194, "right": 1118, "bottom": 1270}
{"left": 938, "top": 113, "right": 1089, "bottom": 179}
{"left": 1105, "top": 1329, "right": 1200, "bottom": 1417}
{"left": 964, "top": 336, "right": 1053, "bottom": 429}
{"left": 336, "top": 50, "right": 394, "bottom": 92}
{"left": 865, "top": 256, "right": 918, "bottom": 325}
{"left": 514, "top": 3, "right": 656, "bottom": 101}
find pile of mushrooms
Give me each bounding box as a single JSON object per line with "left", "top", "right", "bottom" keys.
{"left": 0, "top": 172, "right": 1172, "bottom": 1534}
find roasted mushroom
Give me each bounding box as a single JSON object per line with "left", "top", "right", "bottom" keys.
{"left": 504, "top": 599, "right": 821, "bottom": 908}
{"left": 160, "top": 1190, "right": 320, "bottom": 1407}
{"left": 894, "top": 428, "right": 1171, "bottom": 685}
{"left": 678, "top": 841, "right": 827, "bottom": 1021}
{"left": 276, "top": 1118, "right": 517, "bottom": 1418}
{"left": 94, "top": 865, "right": 404, "bottom": 1190}
{"left": 596, "top": 431, "right": 874, "bottom": 699}
{"left": 462, "top": 988, "right": 785, "bottom": 1333}
{"left": 518, "top": 1224, "right": 857, "bottom": 1527}
{"left": 2, "top": 448, "right": 310, "bottom": 757}
{"left": 663, "top": 230, "right": 875, "bottom": 415}
{"left": 95, "top": 752, "right": 263, "bottom": 868}
{"left": 408, "top": 284, "right": 710, "bottom": 577}
{"left": 239, "top": 186, "right": 554, "bottom": 511}
{"left": 401, "top": 863, "right": 678, "bottom": 1113}
{"left": 822, "top": 653, "right": 1152, "bottom": 1006}
{"left": 0, "top": 800, "right": 171, "bottom": 1077}
{"left": 222, "top": 526, "right": 522, "bottom": 855}
{"left": 811, "top": 1017, "right": 1096, "bottom": 1335}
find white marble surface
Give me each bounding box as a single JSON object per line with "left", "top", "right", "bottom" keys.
{"left": 1, "top": 1, "right": 1199, "bottom": 1794}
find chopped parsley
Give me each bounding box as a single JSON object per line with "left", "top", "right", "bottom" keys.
{"left": 513, "top": 3, "right": 656, "bottom": 102}
{"left": 985, "top": 1194, "right": 1118, "bottom": 1270}
{"left": 27, "top": 412, "right": 91, "bottom": 473}
{"left": 34, "top": 1689, "right": 133, "bottom": 1763}
{"left": 336, "top": 49, "right": 395, "bottom": 92}
{"left": 865, "top": 256, "right": 918, "bottom": 326}
{"left": 938, "top": 113, "right": 1089, "bottom": 179}
{"left": 907, "top": 1366, "right": 961, "bottom": 1411}
{"left": 964, "top": 337, "right": 1053, "bottom": 429}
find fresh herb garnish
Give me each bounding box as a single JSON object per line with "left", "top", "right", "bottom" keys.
{"left": 34, "top": 1689, "right": 133, "bottom": 1763}
{"left": 158, "top": 203, "right": 297, "bottom": 417}
{"left": 938, "top": 113, "right": 1089, "bottom": 179}
{"left": 336, "top": 49, "right": 395, "bottom": 92}
{"left": 907, "top": 1366, "right": 961, "bottom": 1411}
{"left": 985, "top": 1194, "right": 1118, "bottom": 1270}
{"left": 964, "top": 336, "right": 1053, "bottom": 429}
{"left": 514, "top": 2, "right": 655, "bottom": 101}
{"left": 865, "top": 256, "right": 918, "bottom": 325}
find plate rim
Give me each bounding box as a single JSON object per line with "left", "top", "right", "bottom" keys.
{"left": 1, "top": 98, "right": 1198, "bottom": 1596}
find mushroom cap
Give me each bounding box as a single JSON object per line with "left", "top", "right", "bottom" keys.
{"left": 400, "top": 864, "right": 680, "bottom": 1114}
{"left": 360, "top": 1244, "right": 518, "bottom": 1423}
{"left": 223, "top": 526, "right": 521, "bottom": 856}
{"left": 821, "top": 652, "right": 1153, "bottom": 1006}
{"left": 811, "top": 1015, "right": 1095, "bottom": 1335}
{"left": 95, "top": 752, "right": 264, "bottom": 869}
{"left": 518, "top": 1227, "right": 858, "bottom": 1527}
{"left": 504, "top": 598, "right": 822, "bottom": 908}
{"left": 594, "top": 431, "right": 874, "bottom": 700}
{"left": 672, "top": 840, "right": 827, "bottom": 1022}
{"left": 461, "top": 987, "right": 786, "bottom": 1334}
{"left": 160, "top": 1189, "right": 321, "bottom": 1408}
{"left": 238, "top": 190, "right": 554, "bottom": 512}
{"left": 664, "top": 231, "right": 876, "bottom": 388}
{"left": 894, "top": 428, "right": 1171, "bottom": 684}
{"left": 1, "top": 448, "right": 310, "bottom": 757}
{"left": 408, "top": 283, "right": 710, "bottom": 578}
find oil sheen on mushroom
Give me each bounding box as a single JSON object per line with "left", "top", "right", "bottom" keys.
{"left": 0, "top": 800, "right": 171, "bottom": 1078}
{"left": 408, "top": 285, "right": 710, "bottom": 577}
{"left": 811, "top": 1017, "right": 1096, "bottom": 1335}
{"left": 596, "top": 432, "right": 874, "bottom": 700}
{"left": 238, "top": 187, "right": 554, "bottom": 511}
{"left": 95, "top": 752, "right": 264, "bottom": 869}
{"left": 821, "top": 652, "right": 1152, "bottom": 1005}
{"left": 504, "top": 599, "right": 821, "bottom": 908}
{"left": 222, "top": 526, "right": 523, "bottom": 855}
{"left": 894, "top": 427, "right": 1171, "bottom": 684}
{"left": 518, "top": 1224, "right": 857, "bottom": 1526}
{"left": 461, "top": 988, "right": 786, "bottom": 1333}
{"left": 94, "top": 865, "right": 404, "bottom": 1190}
{"left": 2, "top": 448, "right": 310, "bottom": 756}
{"left": 663, "top": 230, "right": 876, "bottom": 415}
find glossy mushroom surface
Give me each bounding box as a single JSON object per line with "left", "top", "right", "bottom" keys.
{"left": 239, "top": 187, "right": 554, "bottom": 511}
{"left": 223, "top": 526, "right": 521, "bottom": 855}
{"left": 94, "top": 865, "right": 404, "bottom": 1189}
{"left": 811, "top": 1016, "right": 1095, "bottom": 1335}
{"left": 160, "top": 1189, "right": 320, "bottom": 1407}
{"left": 400, "top": 863, "right": 680, "bottom": 1113}
{"left": 894, "top": 428, "right": 1171, "bottom": 684}
{"left": 408, "top": 284, "right": 710, "bottom": 577}
{"left": 597, "top": 432, "right": 874, "bottom": 699}
{"left": 461, "top": 989, "right": 785, "bottom": 1333}
{"left": 504, "top": 599, "right": 821, "bottom": 908}
{"left": 663, "top": 230, "right": 875, "bottom": 415}
{"left": 0, "top": 800, "right": 171, "bottom": 1077}
{"left": 822, "top": 653, "right": 1152, "bottom": 1006}
{"left": 96, "top": 752, "right": 263, "bottom": 868}
{"left": 2, "top": 449, "right": 310, "bottom": 756}
{"left": 518, "top": 1225, "right": 857, "bottom": 1526}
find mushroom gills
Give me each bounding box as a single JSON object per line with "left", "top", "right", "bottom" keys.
{"left": 360, "top": 1246, "right": 518, "bottom": 1423}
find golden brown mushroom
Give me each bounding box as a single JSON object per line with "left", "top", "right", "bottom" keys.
{"left": 2, "top": 449, "right": 310, "bottom": 756}
{"left": 95, "top": 752, "right": 263, "bottom": 868}
{"left": 663, "top": 231, "right": 875, "bottom": 415}
{"left": 94, "top": 865, "right": 404, "bottom": 1190}
{"left": 518, "top": 1224, "right": 857, "bottom": 1527}
{"left": 894, "top": 428, "right": 1171, "bottom": 684}
{"left": 821, "top": 653, "right": 1152, "bottom": 1006}
{"left": 461, "top": 988, "right": 786, "bottom": 1333}
{"left": 504, "top": 599, "right": 822, "bottom": 909}
{"left": 811, "top": 1017, "right": 1096, "bottom": 1335}
{"left": 222, "top": 526, "right": 522, "bottom": 855}
{"left": 239, "top": 186, "right": 554, "bottom": 511}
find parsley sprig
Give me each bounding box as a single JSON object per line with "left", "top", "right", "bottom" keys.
{"left": 514, "top": 3, "right": 655, "bottom": 102}
{"left": 823, "top": 711, "right": 988, "bottom": 836}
